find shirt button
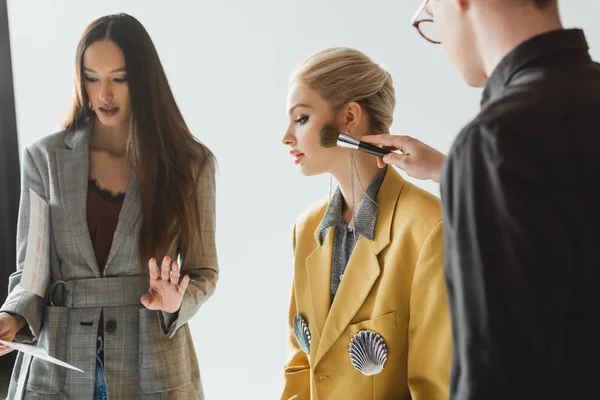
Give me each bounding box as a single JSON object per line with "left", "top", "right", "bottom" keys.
{"left": 339, "top": 274, "right": 344, "bottom": 281}
{"left": 105, "top": 320, "right": 117, "bottom": 333}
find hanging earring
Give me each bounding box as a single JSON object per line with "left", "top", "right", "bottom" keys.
{"left": 348, "top": 131, "right": 357, "bottom": 239}
{"left": 348, "top": 130, "right": 378, "bottom": 209}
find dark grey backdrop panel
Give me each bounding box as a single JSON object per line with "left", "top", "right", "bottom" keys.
{"left": 0, "top": 0, "right": 20, "bottom": 374}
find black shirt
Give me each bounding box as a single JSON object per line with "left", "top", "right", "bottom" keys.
{"left": 441, "top": 29, "right": 600, "bottom": 399}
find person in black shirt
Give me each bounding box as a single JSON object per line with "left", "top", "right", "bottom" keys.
{"left": 364, "top": 1, "right": 600, "bottom": 398}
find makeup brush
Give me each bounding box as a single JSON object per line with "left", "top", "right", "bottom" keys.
{"left": 319, "top": 125, "right": 391, "bottom": 158}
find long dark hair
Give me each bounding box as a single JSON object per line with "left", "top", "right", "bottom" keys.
{"left": 63, "top": 13, "right": 214, "bottom": 265}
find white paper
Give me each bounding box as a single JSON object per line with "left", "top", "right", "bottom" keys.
{"left": 0, "top": 340, "right": 84, "bottom": 372}
{"left": 19, "top": 189, "right": 50, "bottom": 298}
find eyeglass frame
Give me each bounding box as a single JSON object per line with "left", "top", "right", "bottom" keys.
{"left": 411, "top": 0, "right": 441, "bottom": 44}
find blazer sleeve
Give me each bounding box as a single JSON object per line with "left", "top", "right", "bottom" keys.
{"left": 0, "top": 146, "right": 46, "bottom": 343}
{"left": 407, "top": 220, "right": 452, "bottom": 400}
{"left": 281, "top": 222, "right": 311, "bottom": 400}
{"left": 158, "top": 155, "right": 219, "bottom": 338}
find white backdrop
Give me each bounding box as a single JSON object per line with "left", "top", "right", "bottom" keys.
{"left": 6, "top": 1, "right": 599, "bottom": 398}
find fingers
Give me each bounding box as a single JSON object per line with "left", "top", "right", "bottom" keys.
{"left": 151, "top": 257, "right": 181, "bottom": 284}
{"left": 0, "top": 345, "right": 15, "bottom": 357}
{"left": 142, "top": 257, "right": 187, "bottom": 313}
{"left": 361, "top": 134, "right": 393, "bottom": 147}
{"left": 178, "top": 275, "right": 190, "bottom": 295}
{"left": 160, "top": 256, "right": 171, "bottom": 281}
{"left": 382, "top": 152, "right": 409, "bottom": 170}
{"left": 140, "top": 293, "right": 158, "bottom": 310}
{"left": 0, "top": 314, "right": 25, "bottom": 344}
{"left": 170, "top": 261, "right": 181, "bottom": 286}
{"left": 362, "top": 134, "right": 410, "bottom": 151}
{"left": 148, "top": 258, "right": 159, "bottom": 281}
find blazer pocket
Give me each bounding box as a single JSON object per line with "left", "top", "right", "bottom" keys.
{"left": 138, "top": 308, "right": 192, "bottom": 394}
{"left": 25, "top": 306, "right": 69, "bottom": 394}
{"left": 349, "top": 311, "right": 397, "bottom": 336}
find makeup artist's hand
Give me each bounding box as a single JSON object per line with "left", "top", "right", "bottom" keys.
{"left": 141, "top": 256, "right": 190, "bottom": 313}
{"left": 362, "top": 134, "right": 446, "bottom": 183}
{"left": 0, "top": 312, "right": 26, "bottom": 356}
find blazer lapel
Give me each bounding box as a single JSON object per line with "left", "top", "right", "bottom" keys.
{"left": 305, "top": 227, "right": 334, "bottom": 341}
{"left": 56, "top": 121, "right": 100, "bottom": 276}
{"left": 313, "top": 237, "right": 381, "bottom": 367}
{"left": 312, "top": 167, "right": 405, "bottom": 368}
{"left": 105, "top": 172, "right": 141, "bottom": 267}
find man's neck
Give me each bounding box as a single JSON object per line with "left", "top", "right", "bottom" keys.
{"left": 474, "top": 5, "right": 563, "bottom": 78}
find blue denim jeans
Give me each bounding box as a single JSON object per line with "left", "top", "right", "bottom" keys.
{"left": 94, "top": 336, "right": 109, "bottom": 400}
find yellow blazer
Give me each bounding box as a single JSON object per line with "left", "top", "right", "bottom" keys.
{"left": 281, "top": 167, "right": 451, "bottom": 400}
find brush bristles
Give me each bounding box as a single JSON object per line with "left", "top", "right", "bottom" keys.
{"left": 319, "top": 125, "right": 341, "bottom": 148}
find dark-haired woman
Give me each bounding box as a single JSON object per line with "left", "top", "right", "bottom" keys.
{"left": 0, "top": 13, "right": 218, "bottom": 399}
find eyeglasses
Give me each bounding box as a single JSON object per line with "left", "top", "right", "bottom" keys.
{"left": 411, "top": 0, "right": 441, "bottom": 44}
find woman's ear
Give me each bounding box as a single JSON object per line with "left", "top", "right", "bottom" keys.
{"left": 338, "top": 101, "right": 363, "bottom": 134}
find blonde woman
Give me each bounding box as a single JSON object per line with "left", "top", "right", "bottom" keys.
{"left": 280, "top": 48, "right": 451, "bottom": 400}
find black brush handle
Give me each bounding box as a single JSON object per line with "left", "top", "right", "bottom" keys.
{"left": 358, "top": 142, "right": 391, "bottom": 157}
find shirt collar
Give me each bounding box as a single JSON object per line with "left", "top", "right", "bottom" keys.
{"left": 481, "top": 29, "right": 590, "bottom": 106}
{"left": 318, "top": 165, "right": 387, "bottom": 245}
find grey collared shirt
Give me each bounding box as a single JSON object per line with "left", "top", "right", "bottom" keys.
{"left": 318, "top": 166, "right": 387, "bottom": 300}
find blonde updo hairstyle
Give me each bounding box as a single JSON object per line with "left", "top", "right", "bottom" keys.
{"left": 291, "top": 47, "right": 395, "bottom": 134}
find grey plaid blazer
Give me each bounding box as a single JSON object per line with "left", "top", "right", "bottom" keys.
{"left": 1, "top": 121, "right": 219, "bottom": 399}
